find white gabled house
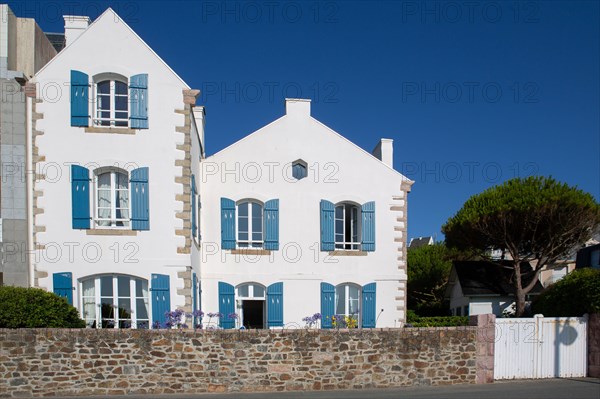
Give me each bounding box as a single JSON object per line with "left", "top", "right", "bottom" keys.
{"left": 199, "top": 99, "right": 413, "bottom": 328}
{"left": 25, "top": 7, "right": 412, "bottom": 330}
{"left": 29, "top": 9, "right": 204, "bottom": 328}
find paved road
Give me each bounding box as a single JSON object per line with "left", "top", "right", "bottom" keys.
{"left": 52, "top": 378, "right": 600, "bottom": 399}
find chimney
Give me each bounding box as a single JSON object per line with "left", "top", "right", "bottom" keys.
{"left": 285, "top": 98, "right": 311, "bottom": 117}
{"left": 63, "top": 15, "right": 91, "bottom": 47}
{"left": 372, "top": 138, "right": 394, "bottom": 169}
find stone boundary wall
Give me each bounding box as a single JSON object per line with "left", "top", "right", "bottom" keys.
{"left": 0, "top": 325, "right": 486, "bottom": 397}
{"left": 589, "top": 313, "right": 600, "bottom": 378}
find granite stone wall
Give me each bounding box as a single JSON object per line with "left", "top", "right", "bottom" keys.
{"left": 0, "top": 326, "right": 482, "bottom": 397}
{"left": 589, "top": 313, "right": 600, "bottom": 378}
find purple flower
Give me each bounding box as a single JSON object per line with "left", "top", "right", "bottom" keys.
{"left": 228, "top": 313, "right": 238, "bottom": 320}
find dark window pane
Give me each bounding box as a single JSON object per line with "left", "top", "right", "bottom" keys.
{"left": 101, "top": 299, "right": 114, "bottom": 318}
{"left": 238, "top": 203, "right": 248, "bottom": 217}
{"left": 238, "top": 217, "right": 248, "bottom": 233}
{"left": 117, "top": 276, "right": 130, "bottom": 297}
{"left": 136, "top": 299, "right": 149, "bottom": 319}
{"left": 97, "top": 81, "right": 110, "bottom": 94}
{"left": 98, "top": 94, "right": 110, "bottom": 111}
{"left": 115, "top": 81, "right": 128, "bottom": 95}
{"left": 252, "top": 203, "right": 262, "bottom": 218}
{"left": 252, "top": 217, "right": 262, "bottom": 233}
{"left": 101, "top": 276, "right": 113, "bottom": 296}
{"left": 115, "top": 96, "right": 128, "bottom": 111}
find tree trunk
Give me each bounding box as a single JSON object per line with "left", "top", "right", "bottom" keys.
{"left": 513, "top": 262, "right": 526, "bottom": 317}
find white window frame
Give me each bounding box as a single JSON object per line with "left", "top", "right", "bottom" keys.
{"left": 236, "top": 283, "right": 266, "bottom": 329}
{"left": 94, "top": 168, "right": 130, "bottom": 229}
{"left": 93, "top": 74, "right": 129, "bottom": 127}
{"left": 335, "top": 203, "right": 361, "bottom": 250}
{"left": 236, "top": 200, "right": 264, "bottom": 248}
{"left": 80, "top": 274, "right": 150, "bottom": 329}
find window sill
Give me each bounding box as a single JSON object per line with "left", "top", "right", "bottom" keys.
{"left": 230, "top": 249, "right": 271, "bottom": 255}
{"left": 84, "top": 127, "right": 137, "bottom": 135}
{"left": 86, "top": 229, "right": 138, "bottom": 236}
{"left": 328, "top": 250, "right": 368, "bottom": 257}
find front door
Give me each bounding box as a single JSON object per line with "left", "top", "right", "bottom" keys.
{"left": 242, "top": 300, "right": 264, "bottom": 329}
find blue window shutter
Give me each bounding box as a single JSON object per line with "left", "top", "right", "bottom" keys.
{"left": 129, "top": 73, "right": 148, "bottom": 129}
{"left": 192, "top": 272, "right": 198, "bottom": 326}
{"left": 191, "top": 175, "right": 197, "bottom": 238}
{"left": 70, "top": 70, "right": 89, "bottom": 127}
{"left": 151, "top": 274, "right": 170, "bottom": 326}
{"left": 320, "top": 200, "right": 335, "bottom": 251}
{"left": 320, "top": 282, "right": 335, "bottom": 329}
{"left": 71, "top": 165, "right": 90, "bottom": 229}
{"left": 218, "top": 282, "right": 235, "bottom": 329}
{"left": 267, "top": 282, "right": 283, "bottom": 327}
{"left": 361, "top": 283, "right": 376, "bottom": 328}
{"left": 221, "top": 198, "right": 236, "bottom": 249}
{"left": 264, "top": 199, "right": 279, "bottom": 250}
{"left": 53, "top": 272, "right": 73, "bottom": 305}
{"left": 131, "top": 167, "right": 150, "bottom": 230}
{"left": 361, "top": 201, "right": 376, "bottom": 252}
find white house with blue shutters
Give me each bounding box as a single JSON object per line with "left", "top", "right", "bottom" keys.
{"left": 29, "top": 9, "right": 204, "bottom": 329}
{"left": 199, "top": 99, "right": 413, "bottom": 329}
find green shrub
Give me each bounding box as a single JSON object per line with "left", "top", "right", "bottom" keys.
{"left": 405, "top": 311, "right": 469, "bottom": 327}
{"left": 532, "top": 268, "right": 600, "bottom": 317}
{"left": 0, "top": 286, "right": 85, "bottom": 328}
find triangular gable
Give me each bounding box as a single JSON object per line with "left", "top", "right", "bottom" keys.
{"left": 34, "top": 8, "right": 189, "bottom": 89}
{"left": 206, "top": 110, "right": 413, "bottom": 184}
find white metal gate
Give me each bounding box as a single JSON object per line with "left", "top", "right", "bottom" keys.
{"left": 494, "top": 315, "right": 588, "bottom": 380}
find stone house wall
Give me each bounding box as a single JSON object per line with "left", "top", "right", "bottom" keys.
{"left": 589, "top": 313, "right": 600, "bottom": 378}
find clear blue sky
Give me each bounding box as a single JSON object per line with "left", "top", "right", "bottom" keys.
{"left": 10, "top": 0, "right": 600, "bottom": 242}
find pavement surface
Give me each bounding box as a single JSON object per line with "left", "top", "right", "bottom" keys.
{"left": 49, "top": 378, "right": 600, "bottom": 399}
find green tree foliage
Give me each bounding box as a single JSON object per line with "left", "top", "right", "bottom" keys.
{"left": 532, "top": 268, "right": 600, "bottom": 316}
{"left": 443, "top": 176, "right": 600, "bottom": 316}
{"left": 407, "top": 243, "right": 452, "bottom": 315}
{"left": 0, "top": 286, "right": 86, "bottom": 328}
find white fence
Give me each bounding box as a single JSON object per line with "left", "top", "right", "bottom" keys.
{"left": 494, "top": 315, "right": 588, "bottom": 380}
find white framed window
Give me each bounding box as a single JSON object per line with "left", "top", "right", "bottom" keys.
{"left": 237, "top": 201, "right": 263, "bottom": 248}
{"left": 335, "top": 283, "right": 360, "bottom": 317}
{"left": 94, "top": 76, "right": 128, "bottom": 127}
{"left": 95, "top": 169, "right": 130, "bottom": 228}
{"left": 81, "top": 274, "right": 149, "bottom": 329}
{"left": 236, "top": 283, "right": 266, "bottom": 329}
{"left": 335, "top": 203, "right": 360, "bottom": 250}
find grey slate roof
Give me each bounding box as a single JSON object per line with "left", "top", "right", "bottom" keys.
{"left": 453, "top": 260, "right": 544, "bottom": 297}
{"left": 409, "top": 236, "right": 433, "bottom": 249}
{"left": 44, "top": 33, "right": 66, "bottom": 53}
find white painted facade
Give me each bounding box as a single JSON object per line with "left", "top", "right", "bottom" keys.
{"left": 26, "top": 7, "right": 411, "bottom": 330}
{"left": 31, "top": 9, "right": 203, "bottom": 328}
{"left": 199, "top": 99, "right": 412, "bottom": 328}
